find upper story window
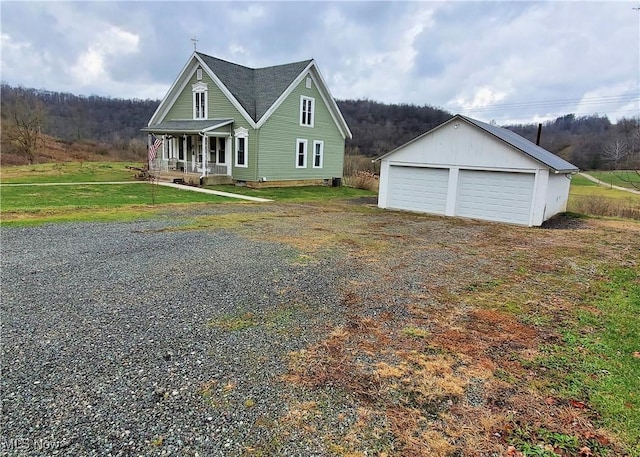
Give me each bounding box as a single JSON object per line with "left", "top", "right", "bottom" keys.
{"left": 234, "top": 127, "right": 248, "bottom": 168}
{"left": 192, "top": 81, "right": 208, "bottom": 120}
{"left": 300, "top": 96, "right": 314, "bottom": 127}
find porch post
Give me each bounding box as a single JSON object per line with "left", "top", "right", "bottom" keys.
{"left": 201, "top": 134, "right": 208, "bottom": 176}
{"left": 226, "top": 136, "right": 232, "bottom": 175}
{"left": 186, "top": 135, "right": 192, "bottom": 172}
{"left": 162, "top": 135, "right": 167, "bottom": 160}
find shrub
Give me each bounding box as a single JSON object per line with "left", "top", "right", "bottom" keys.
{"left": 568, "top": 196, "right": 640, "bottom": 220}
{"left": 344, "top": 170, "right": 379, "bottom": 192}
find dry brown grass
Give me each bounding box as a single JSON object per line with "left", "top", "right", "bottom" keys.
{"left": 343, "top": 170, "right": 380, "bottom": 192}
{"left": 261, "top": 204, "right": 638, "bottom": 456}
{"left": 137, "top": 201, "right": 638, "bottom": 455}
{"left": 569, "top": 195, "right": 640, "bottom": 219}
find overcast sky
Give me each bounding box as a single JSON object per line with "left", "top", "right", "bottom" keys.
{"left": 1, "top": 1, "right": 638, "bottom": 125}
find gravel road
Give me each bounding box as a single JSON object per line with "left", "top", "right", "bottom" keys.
{"left": 1, "top": 210, "right": 355, "bottom": 456}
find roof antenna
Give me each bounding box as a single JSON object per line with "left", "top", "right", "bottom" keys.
{"left": 191, "top": 36, "right": 199, "bottom": 51}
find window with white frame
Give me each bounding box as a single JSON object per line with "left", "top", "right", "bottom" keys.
{"left": 234, "top": 127, "right": 248, "bottom": 168}
{"left": 296, "top": 139, "right": 307, "bottom": 168}
{"left": 300, "top": 96, "right": 314, "bottom": 127}
{"left": 312, "top": 140, "right": 323, "bottom": 168}
{"left": 192, "top": 82, "right": 208, "bottom": 119}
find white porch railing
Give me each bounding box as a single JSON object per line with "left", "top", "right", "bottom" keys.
{"left": 150, "top": 159, "right": 229, "bottom": 176}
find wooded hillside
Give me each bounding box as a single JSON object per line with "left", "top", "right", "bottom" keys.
{"left": 1, "top": 84, "right": 638, "bottom": 170}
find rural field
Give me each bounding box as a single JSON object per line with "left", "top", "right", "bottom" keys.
{"left": 1, "top": 163, "right": 639, "bottom": 456}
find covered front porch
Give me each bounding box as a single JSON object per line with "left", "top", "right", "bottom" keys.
{"left": 142, "top": 119, "right": 234, "bottom": 180}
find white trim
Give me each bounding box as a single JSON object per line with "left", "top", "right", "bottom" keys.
{"left": 256, "top": 61, "right": 314, "bottom": 128}
{"left": 149, "top": 54, "right": 258, "bottom": 129}
{"left": 306, "top": 65, "right": 352, "bottom": 139}
{"left": 234, "top": 127, "right": 249, "bottom": 168}
{"left": 149, "top": 55, "right": 351, "bottom": 139}
{"left": 192, "top": 82, "right": 208, "bottom": 120}
{"left": 149, "top": 52, "right": 198, "bottom": 126}
{"left": 196, "top": 67, "right": 203, "bottom": 81}
{"left": 254, "top": 61, "right": 352, "bottom": 140}
{"left": 312, "top": 140, "right": 324, "bottom": 168}
{"left": 295, "top": 138, "right": 308, "bottom": 168}
{"left": 201, "top": 119, "right": 234, "bottom": 133}
{"left": 300, "top": 96, "right": 315, "bottom": 127}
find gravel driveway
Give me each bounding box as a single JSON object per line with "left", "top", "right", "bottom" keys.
{"left": 1, "top": 208, "right": 354, "bottom": 456}
{"left": 5, "top": 202, "right": 632, "bottom": 456}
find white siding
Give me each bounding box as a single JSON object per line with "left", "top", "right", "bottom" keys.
{"left": 378, "top": 118, "right": 574, "bottom": 227}
{"left": 386, "top": 121, "right": 542, "bottom": 171}
{"left": 544, "top": 173, "right": 573, "bottom": 220}
{"left": 387, "top": 166, "right": 449, "bottom": 214}
{"left": 456, "top": 170, "right": 535, "bottom": 225}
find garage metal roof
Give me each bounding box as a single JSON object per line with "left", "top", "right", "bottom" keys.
{"left": 460, "top": 115, "right": 579, "bottom": 173}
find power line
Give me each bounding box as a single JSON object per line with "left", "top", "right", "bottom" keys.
{"left": 446, "top": 94, "right": 639, "bottom": 114}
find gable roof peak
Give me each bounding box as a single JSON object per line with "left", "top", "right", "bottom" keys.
{"left": 195, "top": 51, "right": 312, "bottom": 72}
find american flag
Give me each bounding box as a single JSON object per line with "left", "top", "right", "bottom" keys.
{"left": 148, "top": 134, "right": 162, "bottom": 162}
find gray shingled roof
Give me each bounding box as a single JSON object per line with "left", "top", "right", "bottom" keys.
{"left": 460, "top": 115, "right": 578, "bottom": 173}
{"left": 197, "top": 52, "right": 312, "bottom": 122}
{"left": 141, "top": 119, "right": 233, "bottom": 134}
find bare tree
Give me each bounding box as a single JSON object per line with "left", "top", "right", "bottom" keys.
{"left": 2, "top": 90, "right": 48, "bottom": 164}
{"left": 602, "top": 138, "right": 629, "bottom": 170}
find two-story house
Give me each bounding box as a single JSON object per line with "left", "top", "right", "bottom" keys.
{"left": 142, "top": 52, "right": 352, "bottom": 186}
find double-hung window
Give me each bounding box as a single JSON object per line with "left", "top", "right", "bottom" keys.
{"left": 234, "top": 127, "right": 248, "bottom": 168}
{"left": 312, "top": 140, "right": 323, "bottom": 168}
{"left": 192, "top": 81, "right": 208, "bottom": 120}
{"left": 296, "top": 139, "right": 307, "bottom": 168}
{"left": 300, "top": 96, "right": 314, "bottom": 127}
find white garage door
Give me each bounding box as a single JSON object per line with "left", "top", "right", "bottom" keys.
{"left": 387, "top": 166, "right": 449, "bottom": 214}
{"left": 456, "top": 170, "right": 534, "bottom": 225}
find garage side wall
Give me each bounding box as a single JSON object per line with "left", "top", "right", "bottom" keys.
{"left": 544, "top": 173, "right": 573, "bottom": 220}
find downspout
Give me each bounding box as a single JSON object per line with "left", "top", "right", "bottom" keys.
{"left": 254, "top": 128, "right": 259, "bottom": 183}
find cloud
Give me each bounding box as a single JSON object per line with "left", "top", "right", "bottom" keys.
{"left": 0, "top": 1, "right": 637, "bottom": 122}
{"left": 69, "top": 26, "right": 140, "bottom": 87}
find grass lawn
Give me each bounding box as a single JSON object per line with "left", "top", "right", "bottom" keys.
{"left": 0, "top": 161, "right": 143, "bottom": 183}
{"left": 0, "top": 163, "right": 377, "bottom": 226}
{"left": 569, "top": 173, "right": 640, "bottom": 219}
{"left": 0, "top": 183, "right": 238, "bottom": 226}
{"left": 206, "top": 184, "right": 376, "bottom": 202}
{"left": 583, "top": 170, "right": 640, "bottom": 190}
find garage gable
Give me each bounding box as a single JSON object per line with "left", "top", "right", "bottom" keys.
{"left": 382, "top": 120, "right": 541, "bottom": 171}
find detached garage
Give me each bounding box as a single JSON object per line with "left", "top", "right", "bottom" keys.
{"left": 376, "top": 115, "right": 579, "bottom": 227}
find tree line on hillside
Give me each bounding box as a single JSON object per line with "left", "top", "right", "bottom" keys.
{"left": 1, "top": 84, "right": 638, "bottom": 171}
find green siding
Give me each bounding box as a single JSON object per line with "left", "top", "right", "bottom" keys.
{"left": 257, "top": 75, "right": 345, "bottom": 181}
{"left": 163, "top": 69, "right": 257, "bottom": 181}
